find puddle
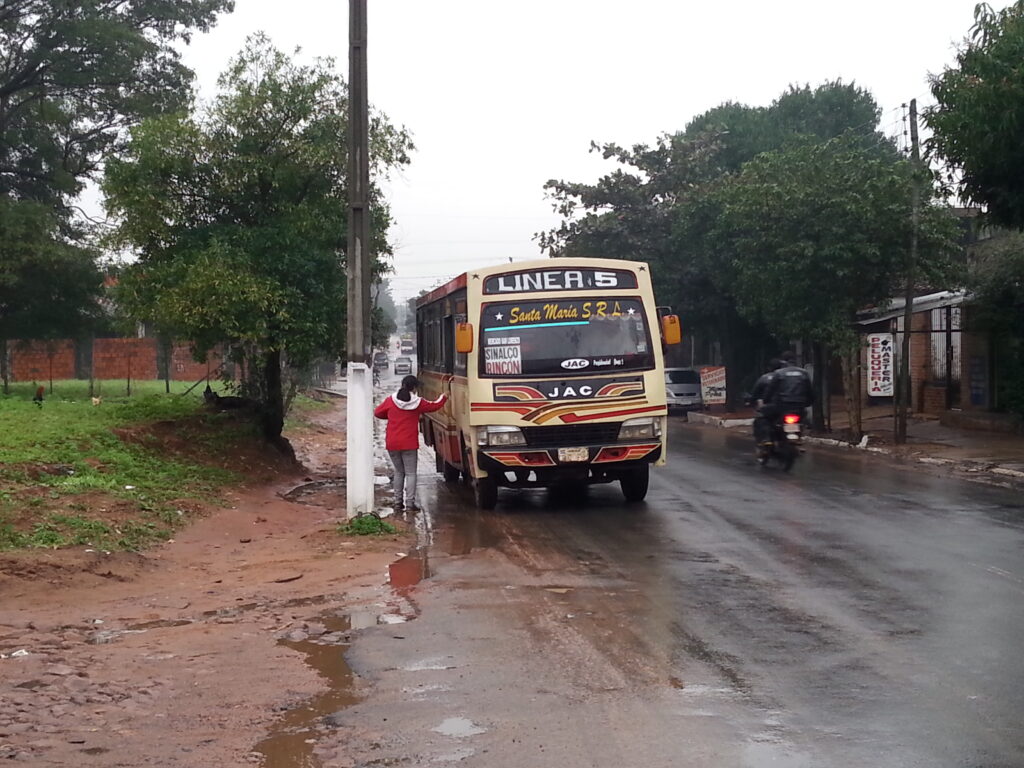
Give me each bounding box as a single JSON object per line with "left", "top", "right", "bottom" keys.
{"left": 435, "top": 507, "right": 503, "bottom": 556}
{"left": 87, "top": 628, "right": 148, "bottom": 645}
{"left": 279, "top": 480, "right": 345, "bottom": 507}
{"left": 254, "top": 614, "right": 358, "bottom": 768}
{"left": 431, "top": 717, "right": 486, "bottom": 738}
{"left": 389, "top": 550, "right": 430, "bottom": 590}
{"left": 128, "top": 618, "right": 193, "bottom": 631}
{"left": 402, "top": 658, "right": 456, "bottom": 671}
{"left": 201, "top": 603, "right": 259, "bottom": 619}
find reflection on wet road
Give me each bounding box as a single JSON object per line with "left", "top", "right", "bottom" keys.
{"left": 340, "top": 418, "right": 1024, "bottom": 768}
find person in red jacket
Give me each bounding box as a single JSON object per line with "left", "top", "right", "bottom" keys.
{"left": 373, "top": 375, "right": 448, "bottom": 511}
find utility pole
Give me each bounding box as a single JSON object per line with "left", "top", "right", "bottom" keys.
{"left": 895, "top": 99, "right": 921, "bottom": 444}
{"left": 346, "top": 0, "right": 374, "bottom": 518}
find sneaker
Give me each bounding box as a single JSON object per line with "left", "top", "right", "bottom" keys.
{"left": 406, "top": 503, "right": 421, "bottom": 512}
{"left": 393, "top": 501, "right": 404, "bottom": 511}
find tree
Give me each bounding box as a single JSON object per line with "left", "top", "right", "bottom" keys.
{"left": 713, "top": 135, "right": 960, "bottom": 438}
{"left": 927, "top": 1, "right": 1024, "bottom": 228}
{"left": 0, "top": 0, "right": 233, "bottom": 209}
{"left": 541, "top": 81, "right": 896, "bottom": 409}
{"left": 372, "top": 279, "right": 398, "bottom": 349}
{"left": 967, "top": 231, "right": 1024, "bottom": 415}
{"left": 0, "top": 200, "right": 104, "bottom": 392}
{"left": 102, "top": 35, "right": 412, "bottom": 453}
{"left": 0, "top": 0, "right": 233, "bottom": 366}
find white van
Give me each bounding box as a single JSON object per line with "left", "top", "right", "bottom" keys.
{"left": 665, "top": 367, "right": 702, "bottom": 411}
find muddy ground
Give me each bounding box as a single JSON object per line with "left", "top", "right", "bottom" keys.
{"left": 0, "top": 398, "right": 414, "bottom": 766}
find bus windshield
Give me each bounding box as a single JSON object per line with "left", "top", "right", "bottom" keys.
{"left": 480, "top": 298, "right": 653, "bottom": 377}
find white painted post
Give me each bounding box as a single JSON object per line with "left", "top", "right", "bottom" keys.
{"left": 345, "top": 362, "right": 374, "bottom": 519}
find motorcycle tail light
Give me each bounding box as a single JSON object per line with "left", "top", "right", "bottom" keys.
{"left": 783, "top": 414, "right": 801, "bottom": 424}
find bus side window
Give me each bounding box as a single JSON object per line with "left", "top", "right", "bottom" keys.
{"left": 442, "top": 315, "right": 455, "bottom": 374}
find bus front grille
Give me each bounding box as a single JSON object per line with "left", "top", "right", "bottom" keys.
{"left": 521, "top": 424, "right": 621, "bottom": 447}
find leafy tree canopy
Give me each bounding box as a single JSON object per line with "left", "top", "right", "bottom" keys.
{"left": 713, "top": 135, "right": 959, "bottom": 348}
{"left": 541, "top": 81, "right": 956, "bottom": 408}
{"left": 0, "top": 0, "right": 233, "bottom": 208}
{"left": 0, "top": 0, "right": 233, "bottom": 343}
{"left": 102, "top": 34, "right": 412, "bottom": 447}
{"left": 683, "top": 81, "right": 883, "bottom": 173}
{"left": 927, "top": 1, "right": 1024, "bottom": 228}
{"left": 541, "top": 81, "right": 897, "bottom": 335}
{"left": 0, "top": 199, "right": 104, "bottom": 342}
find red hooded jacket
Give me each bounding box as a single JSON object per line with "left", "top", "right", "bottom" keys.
{"left": 373, "top": 391, "right": 448, "bottom": 451}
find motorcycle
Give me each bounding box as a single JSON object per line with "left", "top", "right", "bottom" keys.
{"left": 757, "top": 411, "right": 803, "bottom": 471}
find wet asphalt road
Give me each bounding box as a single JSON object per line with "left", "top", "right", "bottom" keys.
{"left": 341, "top": 415, "right": 1024, "bottom": 768}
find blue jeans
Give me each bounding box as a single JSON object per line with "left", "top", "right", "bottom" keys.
{"left": 388, "top": 449, "right": 418, "bottom": 506}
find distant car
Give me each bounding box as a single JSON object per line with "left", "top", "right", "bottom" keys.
{"left": 665, "top": 367, "right": 702, "bottom": 411}
{"left": 394, "top": 356, "right": 413, "bottom": 376}
{"left": 400, "top": 341, "right": 414, "bottom": 354}
{"left": 372, "top": 351, "right": 389, "bottom": 371}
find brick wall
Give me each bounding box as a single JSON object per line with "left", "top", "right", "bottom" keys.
{"left": 91, "top": 338, "right": 158, "bottom": 380}
{"left": 171, "top": 343, "right": 221, "bottom": 381}
{"left": 857, "top": 311, "right": 938, "bottom": 412}
{"left": 9, "top": 340, "right": 76, "bottom": 382}
{"left": 4, "top": 338, "right": 233, "bottom": 383}
{"left": 922, "top": 384, "right": 948, "bottom": 414}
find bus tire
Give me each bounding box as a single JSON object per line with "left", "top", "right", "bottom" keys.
{"left": 442, "top": 462, "right": 461, "bottom": 484}
{"left": 620, "top": 465, "right": 649, "bottom": 503}
{"left": 474, "top": 475, "right": 498, "bottom": 510}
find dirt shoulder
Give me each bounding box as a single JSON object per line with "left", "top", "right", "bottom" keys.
{"left": 0, "top": 397, "right": 412, "bottom": 766}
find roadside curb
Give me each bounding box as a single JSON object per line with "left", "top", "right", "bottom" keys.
{"left": 685, "top": 411, "right": 1024, "bottom": 486}
{"left": 687, "top": 411, "right": 754, "bottom": 428}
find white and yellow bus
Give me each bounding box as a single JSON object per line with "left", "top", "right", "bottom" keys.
{"left": 416, "top": 258, "right": 680, "bottom": 509}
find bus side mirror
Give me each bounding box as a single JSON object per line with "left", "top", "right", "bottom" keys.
{"left": 661, "top": 315, "right": 681, "bottom": 345}
{"left": 456, "top": 323, "right": 474, "bottom": 354}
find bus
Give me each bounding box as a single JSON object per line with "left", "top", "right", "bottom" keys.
{"left": 415, "top": 258, "right": 680, "bottom": 509}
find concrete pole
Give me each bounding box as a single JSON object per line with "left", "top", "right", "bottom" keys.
{"left": 346, "top": 0, "right": 374, "bottom": 518}
{"left": 895, "top": 98, "right": 921, "bottom": 444}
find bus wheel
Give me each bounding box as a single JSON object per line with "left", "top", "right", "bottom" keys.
{"left": 474, "top": 475, "right": 498, "bottom": 510}
{"left": 620, "top": 465, "right": 649, "bottom": 503}
{"left": 442, "top": 462, "right": 461, "bottom": 484}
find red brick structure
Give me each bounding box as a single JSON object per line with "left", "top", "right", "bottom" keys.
{"left": 8, "top": 340, "right": 76, "bottom": 382}
{"left": 908, "top": 310, "right": 932, "bottom": 413}
{"left": 170, "top": 343, "right": 222, "bottom": 381}
{"left": 4, "top": 338, "right": 226, "bottom": 383}
{"left": 92, "top": 338, "right": 158, "bottom": 380}
{"left": 857, "top": 293, "right": 967, "bottom": 415}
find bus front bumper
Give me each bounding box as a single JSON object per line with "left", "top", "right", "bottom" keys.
{"left": 477, "top": 443, "right": 662, "bottom": 485}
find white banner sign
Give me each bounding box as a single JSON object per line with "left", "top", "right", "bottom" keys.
{"left": 699, "top": 366, "right": 727, "bottom": 406}
{"left": 866, "top": 332, "right": 894, "bottom": 397}
{"left": 484, "top": 344, "right": 522, "bottom": 375}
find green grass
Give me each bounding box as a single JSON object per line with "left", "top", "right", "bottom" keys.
{"left": 3, "top": 378, "right": 213, "bottom": 401}
{"left": 284, "top": 392, "right": 334, "bottom": 430}
{"left": 0, "top": 512, "right": 170, "bottom": 551}
{"left": 338, "top": 514, "right": 398, "bottom": 536}
{"left": 0, "top": 379, "right": 248, "bottom": 551}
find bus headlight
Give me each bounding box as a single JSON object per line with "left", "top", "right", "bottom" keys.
{"left": 478, "top": 426, "right": 527, "bottom": 447}
{"left": 619, "top": 417, "right": 660, "bottom": 440}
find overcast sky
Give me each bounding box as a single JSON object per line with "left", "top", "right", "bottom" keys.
{"left": 175, "top": 0, "right": 996, "bottom": 304}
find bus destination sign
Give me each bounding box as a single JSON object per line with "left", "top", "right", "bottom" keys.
{"left": 483, "top": 268, "right": 637, "bottom": 295}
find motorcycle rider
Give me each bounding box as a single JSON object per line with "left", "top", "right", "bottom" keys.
{"left": 750, "top": 358, "right": 784, "bottom": 447}
{"left": 762, "top": 351, "right": 815, "bottom": 440}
